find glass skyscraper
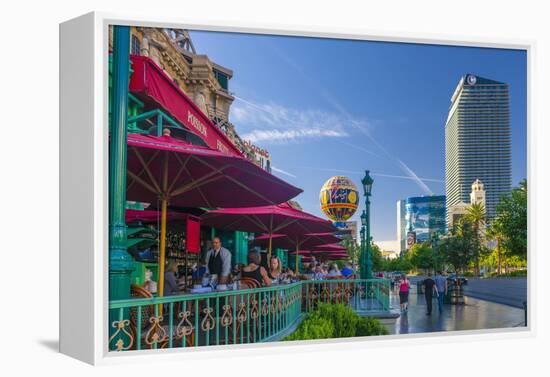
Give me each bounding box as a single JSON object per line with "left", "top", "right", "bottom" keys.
{"left": 396, "top": 199, "right": 407, "bottom": 253}
{"left": 404, "top": 196, "right": 446, "bottom": 244}
{"left": 445, "top": 74, "right": 511, "bottom": 224}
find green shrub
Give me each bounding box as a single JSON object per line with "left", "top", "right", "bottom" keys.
{"left": 317, "top": 303, "right": 358, "bottom": 338}
{"left": 285, "top": 313, "right": 335, "bottom": 340}
{"left": 356, "top": 316, "right": 389, "bottom": 336}
{"left": 489, "top": 270, "right": 527, "bottom": 278}
{"left": 285, "top": 303, "right": 388, "bottom": 341}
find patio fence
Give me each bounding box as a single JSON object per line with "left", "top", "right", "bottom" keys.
{"left": 108, "top": 278, "right": 390, "bottom": 352}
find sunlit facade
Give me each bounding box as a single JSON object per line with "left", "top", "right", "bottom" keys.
{"left": 445, "top": 74, "right": 511, "bottom": 224}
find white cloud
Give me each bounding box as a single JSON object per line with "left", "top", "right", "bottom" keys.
{"left": 243, "top": 128, "right": 347, "bottom": 143}
{"left": 231, "top": 97, "right": 353, "bottom": 144}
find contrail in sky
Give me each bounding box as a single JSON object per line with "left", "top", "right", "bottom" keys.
{"left": 292, "top": 166, "right": 444, "bottom": 183}
{"left": 271, "top": 166, "right": 297, "bottom": 178}
{"left": 268, "top": 43, "right": 435, "bottom": 195}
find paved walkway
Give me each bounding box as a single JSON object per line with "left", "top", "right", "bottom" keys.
{"left": 388, "top": 288, "right": 525, "bottom": 335}
{"left": 409, "top": 276, "right": 527, "bottom": 308}
{"left": 463, "top": 277, "right": 527, "bottom": 308}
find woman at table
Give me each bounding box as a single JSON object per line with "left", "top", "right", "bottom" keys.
{"left": 164, "top": 262, "right": 180, "bottom": 296}
{"left": 327, "top": 264, "right": 342, "bottom": 278}
{"left": 241, "top": 251, "right": 271, "bottom": 287}
{"left": 268, "top": 256, "right": 283, "bottom": 280}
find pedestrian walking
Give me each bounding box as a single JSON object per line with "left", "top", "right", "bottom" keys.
{"left": 399, "top": 274, "right": 411, "bottom": 313}
{"left": 434, "top": 271, "right": 448, "bottom": 314}
{"left": 422, "top": 272, "right": 438, "bottom": 315}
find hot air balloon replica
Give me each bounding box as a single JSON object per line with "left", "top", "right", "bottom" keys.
{"left": 319, "top": 176, "right": 359, "bottom": 222}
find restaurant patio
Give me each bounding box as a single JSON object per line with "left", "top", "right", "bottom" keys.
{"left": 108, "top": 25, "right": 391, "bottom": 352}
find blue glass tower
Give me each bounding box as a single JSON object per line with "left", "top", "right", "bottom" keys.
{"left": 405, "top": 195, "right": 446, "bottom": 243}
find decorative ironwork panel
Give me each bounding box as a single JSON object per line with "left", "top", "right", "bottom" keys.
{"left": 109, "top": 319, "right": 134, "bottom": 351}
{"left": 176, "top": 310, "right": 194, "bottom": 337}
{"left": 145, "top": 316, "right": 168, "bottom": 347}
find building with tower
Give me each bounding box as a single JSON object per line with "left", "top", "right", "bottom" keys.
{"left": 445, "top": 74, "right": 511, "bottom": 225}
{"left": 447, "top": 179, "right": 488, "bottom": 231}
{"left": 470, "top": 179, "right": 487, "bottom": 207}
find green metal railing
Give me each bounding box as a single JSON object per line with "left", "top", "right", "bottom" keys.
{"left": 108, "top": 279, "right": 390, "bottom": 352}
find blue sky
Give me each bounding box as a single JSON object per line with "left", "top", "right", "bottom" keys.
{"left": 189, "top": 30, "right": 527, "bottom": 241}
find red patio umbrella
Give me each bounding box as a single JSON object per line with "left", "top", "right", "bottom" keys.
{"left": 310, "top": 243, "right": 346, "bottom": 252}
{"left": 325, "top": 252, "right": 350, "bottom": 257}
{"left": 126, "top": 134, "right": 302, "bottom": 297}
{"left": 201, "top": 202, "right": 337, "bottom": 259}
{"left": 252, "top": 232, "right": 341, "bottom": 273}
{"left": 288, "top": 249, "right": 343, "bottom": 256}
{"left": 125, "top": 209, "right": 189, "bottom": 223}
{"left": 326, "top": 254, "right": 350, "bottom": 260}
{"left": 127, "top": 134, "right": 301, "bottom": 208}
{"left": 288, "top": 250, "right": 322, "bottom": 256}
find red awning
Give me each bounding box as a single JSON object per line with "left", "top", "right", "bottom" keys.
{"left": 129, "top": 55, "right": 242, "bottom": 156}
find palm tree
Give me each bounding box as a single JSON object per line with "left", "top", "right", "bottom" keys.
{"left": 486, "top": 219, "right": 505, "bottom": 275}
{"left": 466, "top": 202, "right": 486, "bottom": 233}
{"left": 466, "top": 202, "right": 486, "bottom": 275}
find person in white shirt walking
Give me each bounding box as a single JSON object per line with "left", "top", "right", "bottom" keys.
{"left": 434, "top": 271, "right": 448, "bottom": 314}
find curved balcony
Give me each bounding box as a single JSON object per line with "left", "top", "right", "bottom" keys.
{"left": 108, "top": 278, "right": 391, "bottom": 351}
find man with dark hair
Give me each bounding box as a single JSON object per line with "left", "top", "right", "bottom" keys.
{"left": 423, "top": 272, "right": 438, "bottom": 315}
{"left": 205, "top": 237, "right": 232, "bottom": 284}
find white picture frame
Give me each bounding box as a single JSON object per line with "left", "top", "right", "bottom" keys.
{"left": 59, "top": 11, "right": 534, "bottom": 365}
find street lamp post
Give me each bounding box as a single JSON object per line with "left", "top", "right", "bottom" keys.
{"left": 361, "top": 170, "right": 374, "bottom": 279}
{"left": 359, "top": 225, "right": 366, "bottom": 277}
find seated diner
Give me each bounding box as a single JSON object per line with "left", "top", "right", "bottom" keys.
{"left": 268, "top": 255, "right": 283, "bottom": 280}
{"left": 241, "top": 251, "right": 272, "bottom": 287}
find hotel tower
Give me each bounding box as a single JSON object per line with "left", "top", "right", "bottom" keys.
{"left": 445, "top": 74, "right": 511, "bottom": 225}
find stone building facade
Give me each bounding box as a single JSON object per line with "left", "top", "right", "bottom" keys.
{"left": 110, "top": 27, "right": 271, "bottom": 170}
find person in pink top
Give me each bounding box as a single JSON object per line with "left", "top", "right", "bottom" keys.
{"left": 399, "top": 274, "right": 411, "bottom": 313}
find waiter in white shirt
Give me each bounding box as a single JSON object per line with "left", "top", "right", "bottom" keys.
{"left": 205, "top": 237, "right": 232, "bottom": 284}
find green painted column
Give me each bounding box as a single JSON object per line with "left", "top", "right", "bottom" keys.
{"left": 274, "top": 248, "right": 287, "bottom": 268}
{"left": 234, "top": 231, "right": 248, "bottom": 265}
{"left": 288, "top": 253, "right": 301, "bottom": 272}
{"left": 109, "top": 25, "right": 134, "bottom": 303}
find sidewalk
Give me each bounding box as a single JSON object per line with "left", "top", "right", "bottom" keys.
{"left": 463, "top": 277, "right": 527, "bottom": 308}
{"left": 388, "top": 288, "right": 525, "bottom": 335}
